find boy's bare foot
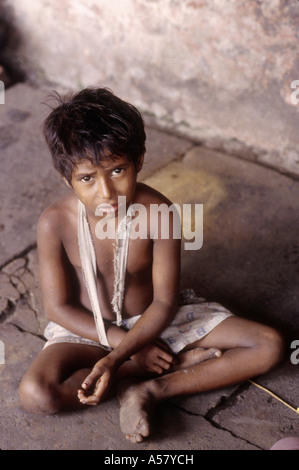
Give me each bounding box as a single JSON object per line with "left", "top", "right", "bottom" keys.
{"left": 117, "top": 348, "right": 221, "bottom": 442}
{"left": 118, "top": 379, "right": 155, "bottom": 443}
{"left": 172, "top": 347, "right": 221, "bottom": 371}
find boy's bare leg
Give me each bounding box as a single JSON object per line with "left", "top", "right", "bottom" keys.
{"left": 19, "top": 325, "right": 219, "bottom": 415}
{"left": 118, "top": 317, "right": 285, "bottom": 443}
{"left": 19, "top": 343, "right": 109, "bottom": 414}
{"left": 116, "top": 346, "right": 222, "bottom": 443}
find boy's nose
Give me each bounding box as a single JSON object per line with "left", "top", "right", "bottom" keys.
{"left": 97, "top": 177, "right": 114, "bottom": 200}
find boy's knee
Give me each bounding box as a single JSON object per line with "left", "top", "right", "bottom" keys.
{"left": 256, "top": 326, "right": 285, "bottom": 372}
{"left": 19, "top": 376, "right": 61, "bottom": 415}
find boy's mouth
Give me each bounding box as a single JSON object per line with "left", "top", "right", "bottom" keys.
{"left": 96, "top": 203, "right": 118, "bottom": 215}
{"left": 95, "top": 196, "right": 129, "bottom": 218}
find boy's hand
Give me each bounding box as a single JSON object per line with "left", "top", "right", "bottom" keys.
{"left": 77, "top": 354, "right": 117, "bottom": 406}
{"left": 131, "top": 340, "right": 177, "bottom": 374}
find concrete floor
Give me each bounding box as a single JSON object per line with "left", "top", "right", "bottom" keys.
{"left": 0, "top": 83, "right": 298, "bottom": 451}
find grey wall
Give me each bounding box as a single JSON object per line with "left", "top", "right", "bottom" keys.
{"left": 6, "top": 0, "right": 299, "bottom": 177}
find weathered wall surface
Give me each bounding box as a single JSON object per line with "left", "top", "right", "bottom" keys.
{"left": 4, "top": 0, "right": 299, "bottom": 177}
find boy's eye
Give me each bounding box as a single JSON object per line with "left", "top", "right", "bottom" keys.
{"left": 81, "top": 175, "right": 93, "bottom": 182}
{"left": 112, "top": 167, "right": 125, "bottom": 176}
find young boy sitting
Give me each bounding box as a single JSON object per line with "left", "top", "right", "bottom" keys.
{"left": 19, "top": 87, "right": 284, "bottom": 443}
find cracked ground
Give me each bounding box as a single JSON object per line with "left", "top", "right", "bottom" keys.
{"left": 0, "top": 249, "right": 46, "bottom": 340}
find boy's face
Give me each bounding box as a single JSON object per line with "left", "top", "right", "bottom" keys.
{"left": 67, "top": 154, "right": 143, "bottom": 219}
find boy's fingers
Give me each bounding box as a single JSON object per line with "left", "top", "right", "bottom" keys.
{"left": 93, "top": 374, "right": 109, "bottom": 400}
{"left": 159, "top": 349, "right": 176, "bottom": 364}
{"left": 81, "top": 367, "right": 101, "bottom": 390}
{"left": 78, "top": 387, "right": 101, "bottom": 406}
{"left": 78, "top": 388, "right": 92, "bottom": 403}
{"left": 78, "top": 394, "right": 100, "bottom": 406}
{"left": 150, "top": 364, "right": 163, "bottom": 375}
{"left": 78, "top": 371, "right": 111, "bottom": 405}
{"left": 78, "top": 389, "right": 85, "bottom": 399}
{"left": 155, "top": 357, "right": 171, "bottom": 371}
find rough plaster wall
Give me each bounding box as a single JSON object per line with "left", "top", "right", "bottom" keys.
{"left": 5, "top": 0, "right": 299, "bottom": 176}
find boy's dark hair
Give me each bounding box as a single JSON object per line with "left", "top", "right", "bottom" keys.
{"left": 43, "top": 87, "right": 146, "bottom": 183}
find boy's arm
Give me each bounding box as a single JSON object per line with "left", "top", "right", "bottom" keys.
{"left": 79, "top": 209, "right": 181, "bottom": 404}
{"left": 37, "top": 207, "right": 99, "bottom": 341}
{"left": 112, "top": 232, "right": 181, "bottom": 357}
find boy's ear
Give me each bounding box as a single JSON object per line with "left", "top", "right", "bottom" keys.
{"left": 136, "top": 154, "right": 144, "bottom": 173}
{"left": 63, "top": 177, "right": 72, "bottom": 188}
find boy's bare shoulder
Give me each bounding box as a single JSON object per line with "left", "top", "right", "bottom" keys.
{"left": 135, "top": 182, "right": 172, "bottom": 206}
{"left": 37, "top": 191, "right": 77, "bottom": 237}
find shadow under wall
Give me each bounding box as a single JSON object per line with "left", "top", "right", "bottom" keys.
{"left": 0, "top": 3, "right": 26, "bottom": 87}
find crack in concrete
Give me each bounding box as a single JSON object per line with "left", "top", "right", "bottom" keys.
{"left": 0, "top": 243, "right": 37, "bottom": 271}
{"left": 9, "top": 320, "right": 45, "bottom": 342}
{"left": 169, "top": 383, "right": 263, "bottom": 449}
{"left": 0, "top": 246, "right": 41, "bottom": 331}
{"left": 0, "top": 299, "right": 16, "bottom": 323}
{"left": 205, "top": 412, "right": 263, "bottom": 450}
{"left": 204, "top": 383, "right": 248, "bottom": 421}
{"left": 203, "top": 383, "right": 264, "bottom": 449}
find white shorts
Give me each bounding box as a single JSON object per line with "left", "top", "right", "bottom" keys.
{"left": 43, "top": 290, "right": 233, "bottom": 354}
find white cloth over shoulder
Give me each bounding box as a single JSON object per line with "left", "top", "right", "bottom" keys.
{"left": 77, "top": 200, "right": 134, "bottom": 348}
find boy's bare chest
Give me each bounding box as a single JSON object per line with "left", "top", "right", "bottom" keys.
{"left": 63, "top": 226, "right": 153, "bottom": 277}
